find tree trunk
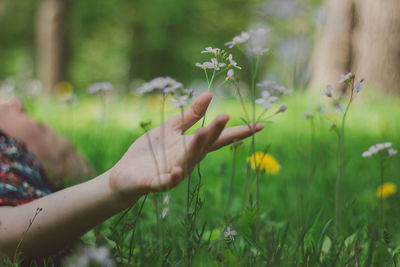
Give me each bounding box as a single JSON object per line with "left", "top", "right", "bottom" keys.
{"left": 36, "top": 0, "right": 68, "bottom": 93}
{"left": 310, "top": 0, "right": 400, "bottom": 93}
{"left": 310, "top": 0, "right": 354, "bottom": 91}
{"left": 352, "top": 0, "right": 400, "bottom": 93}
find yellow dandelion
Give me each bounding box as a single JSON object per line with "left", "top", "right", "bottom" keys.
{"left": 246, "top": 152, "right": 281, "bottom": 175}
{"left": 376, "top": 182, "right": 397, "bottom": 198}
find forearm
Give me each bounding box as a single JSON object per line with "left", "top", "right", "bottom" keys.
{"left": 0, "top": 169, "right": 140, "bottom": 258}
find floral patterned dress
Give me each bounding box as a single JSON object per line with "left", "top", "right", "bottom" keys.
{"left": 0, "top": 130, "right": 52, "bottom": 206}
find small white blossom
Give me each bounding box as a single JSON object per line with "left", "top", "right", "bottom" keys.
{"left": 388, "top": 148, "right": 398, "bottom": 158}
{"left": 255, "top": 90, "right": 279, "bottom": 110}
{"left": 211, "top": 58, "right": 226, "bottom": 70}
{"left": 195, "top": 62, "right": 214, "bottom": 70}
{"left": 170, "top": 95, "right": 189, "bottom": 108}
{"left": 88, "top": 82, "right": 113, "bottom": 94}
{"left": 225, "top": 69, "right": 234, "bottom": 80}
{"left": 302, "top": 110, "right": 313, "bottom": 119}
{"left": 249, "top": 47, "right": 270, "bottom": 56}
{"left": 257, "top": 80, "right": 292, "bottom": 95}
{"left": 224, "top": 226, "right": 237, "bottom": 241}
{"left": 338, "top": 72, "right": 354, "bottom": 84}
{"left": 227, "top": 54, "right": 241, "bottom": 69}
{"left": 163, "top": 194, "right": 170, "bottom": 204}
{"left": 201, "top": 46, "right": 220, "bottom": 55}
{"left": 161, "top": 207, "right": 169, "bottom": 218}
{"left": 353, "top": 81, "right": 364, "bottom": 93}
{"left": 324, "top": 85, "right": 333, "bottom": 97}
{"left": 362, "top": 142, "right": 393, "bottom": 157}
{"left": 225, "top": 31, "right": 251, "bottom": 48}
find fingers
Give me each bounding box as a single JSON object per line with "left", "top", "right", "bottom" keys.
{"left": 167, "top": 92, "right": 213, "bottom": 133}
{"left": 209, "top": 123, "right": 264, "bottom": 151}
{"left": 203, "top": 114, "right": 229, "bottom": 148}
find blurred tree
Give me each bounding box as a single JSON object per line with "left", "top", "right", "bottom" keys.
{"left": 36, "top": 0, "right": 69, "bottom": 93}
{"left": 310, "top": 0, "right": 400, "bottom": 93}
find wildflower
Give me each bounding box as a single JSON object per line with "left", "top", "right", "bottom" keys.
{"left": 163, "top": 194, "right": 170, "bottom": 204}
{"left": 338, "top": 72, "right": 355, "bottom": 84}
{"left": 225, "top": 31, "right": 251, "bottom": 48}
{"left": 323, "top": 85, "right": 333, "bottom": 97}
{"left": 257, "top": 80, "right": 292, "bottom": 95}
{"left": 353, "top": 81, "right": 365, "bottom": 93}
{"left": 255, "top": 90, "right": 279, "bottom": 110}
{"left": 362, "top": 142, "right": 392, "bottom": 157}
{"left": 277, "top": 104, "right": 287, "bottom": 113}
{"left": 195, "top": 62, "right": 215, "bottom": 70}
{"left": 249, "top": 47, "right": 270, "bottom": 56}
{"left": 161, "top": 207, "right": 169, "bottom": 218}
{"left": 137, "top": 77, "right": 183, "bottom": 94}
{"left": 388, "top": 148, "right": 397, "bottom": 158}
{"left": 225, "top": 69, "right": 234, "bottom": 81}
{"left": 201, "top": 46, "right": 220, "bottom": 55}
{"left": 302, "top": 110, "right": 313, "bottom": 119}
{"left": 170, "top": 95, "right": 189, "bottom": 108}
{"left": 88, "top": 82, "right": 113, "bottom": 94}
{"left": 211, "top": 58, "right": 226, "bottom": 70}
{"left": 376, "top": 182, "right": 397, "bottom": 198}
{"left": 227, "top": 54, "right": 241, "bottom": 69}
{"left": 246, "top": 152, "right": 281, "bottom": 175}
{"left": 224, "top": 226, "right": 237, "bottom": 241}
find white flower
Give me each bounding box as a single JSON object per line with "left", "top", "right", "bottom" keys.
{"left": 163, "top": 194, "right": 170, "bottom": 204}
{"left": 224, "top": 226, "right": 237, "bottom": 241}
{"left": 201, "top": 46, "right": 220, "bottom": 55}
{"left": 388, "top": 148, "right": 398, "bottom": 158}
{"left": 225, "top": 31, "right": 251, "bottom": 48}
{"left": 88, "top": 82, "right": 113, "bottom": 94}
{"left": 338, "top": 72, "right": 354, "bottom": 83}
{"left": 195, "top": 62, "right": 214, "bottom": 70}
{"left": 170, "top": 95, "right": 189, "bottom": 108}
{"left": 324, "top": 85, "right": 333, "bottom": 97}
{"left": 277, "top": 104, "right": 287, "bottom": 113}
{"left": 249, "top": 47, "right": 270, "bottom": 56}
{"left": 353, "top": 81, "right": 364, "bottom": 93}
{"left": 256, "top": 80, "right": 277, "bottom": 89}
{"left": 211, "top": 58, "right": 226, "bottom": 70}
{"left": 255, "top": 90, "right": 279, "bottom": 110}
{"left": 161, "top": 207, "right": 169, "bottom": 218}
{"left": 362, "top": 142, "right": 393, "bottom": 157}
{"left": 225, "top": 69, "right": 234, "bottom": 81}
{"left": 227, "top": 54, "right": 241, "bottom": 69}
{"left": 257, "top": 80, "right": 292, "bottom": 95}
{"left": 302, "top": 110, "right": 313, "bottom": 119}
{"left": 137, "top": 77, "right": 183, "bottom": 94}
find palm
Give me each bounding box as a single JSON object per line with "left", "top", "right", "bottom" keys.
{"left": 110, "top": 92, "right": 263, "bottom": 197}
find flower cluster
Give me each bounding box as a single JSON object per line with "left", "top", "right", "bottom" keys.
{"left": 225, "top": 28, "right": 270, "bottom": 56}
{"left": 362, "top": 142, "right": 397, "bottom": 158}
{"left": 195, "top": 46, "right": 241, "bottom": 81}
{"left": 324, "top": 73, "right": 364, "bottom": 98}
{"left": 247, "top": 152, "right": 281, "bottom": 175}
{"left": 255, "top": 80, "right": 292, "bottom": 111}
{"left": 137, "top": 77, "right": 195, "bottom": 108}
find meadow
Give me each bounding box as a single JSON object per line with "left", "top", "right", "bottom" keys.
{"left": 19, "top": 83, "right": 400, "bottom": 266}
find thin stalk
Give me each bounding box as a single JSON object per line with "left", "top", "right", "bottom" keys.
{"left": 142, "top": 128, "right": 164, "bottom": 260}
{"left": 233, "top": 81, "right": 250, "bottom": 123}
{"left": 225, "top": 145, "right": 238, "bottom": 219}
{"left": 335, "top": 83, "right": 354, "bottom": 233}
{"left": 379, "top": 157, "right": 384, "bottom": 235}
{"left": 128, "top": 194, "right": 148, "bottom": 263}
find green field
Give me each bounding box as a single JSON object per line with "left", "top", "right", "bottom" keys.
{"left": 24, "top": 89, "right": 400, "bottom": 266}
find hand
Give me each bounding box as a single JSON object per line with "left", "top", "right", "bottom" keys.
{"left": 109, "top": 92, "right": 263, "bottom": 204}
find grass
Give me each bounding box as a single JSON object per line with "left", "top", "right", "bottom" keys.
{"left": 20, "top": 89, "right": 400, "bottom": 265}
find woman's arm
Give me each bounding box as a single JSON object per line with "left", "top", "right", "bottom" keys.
{"left": 0, "top": 92, "right": 263, "bottom": 258}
